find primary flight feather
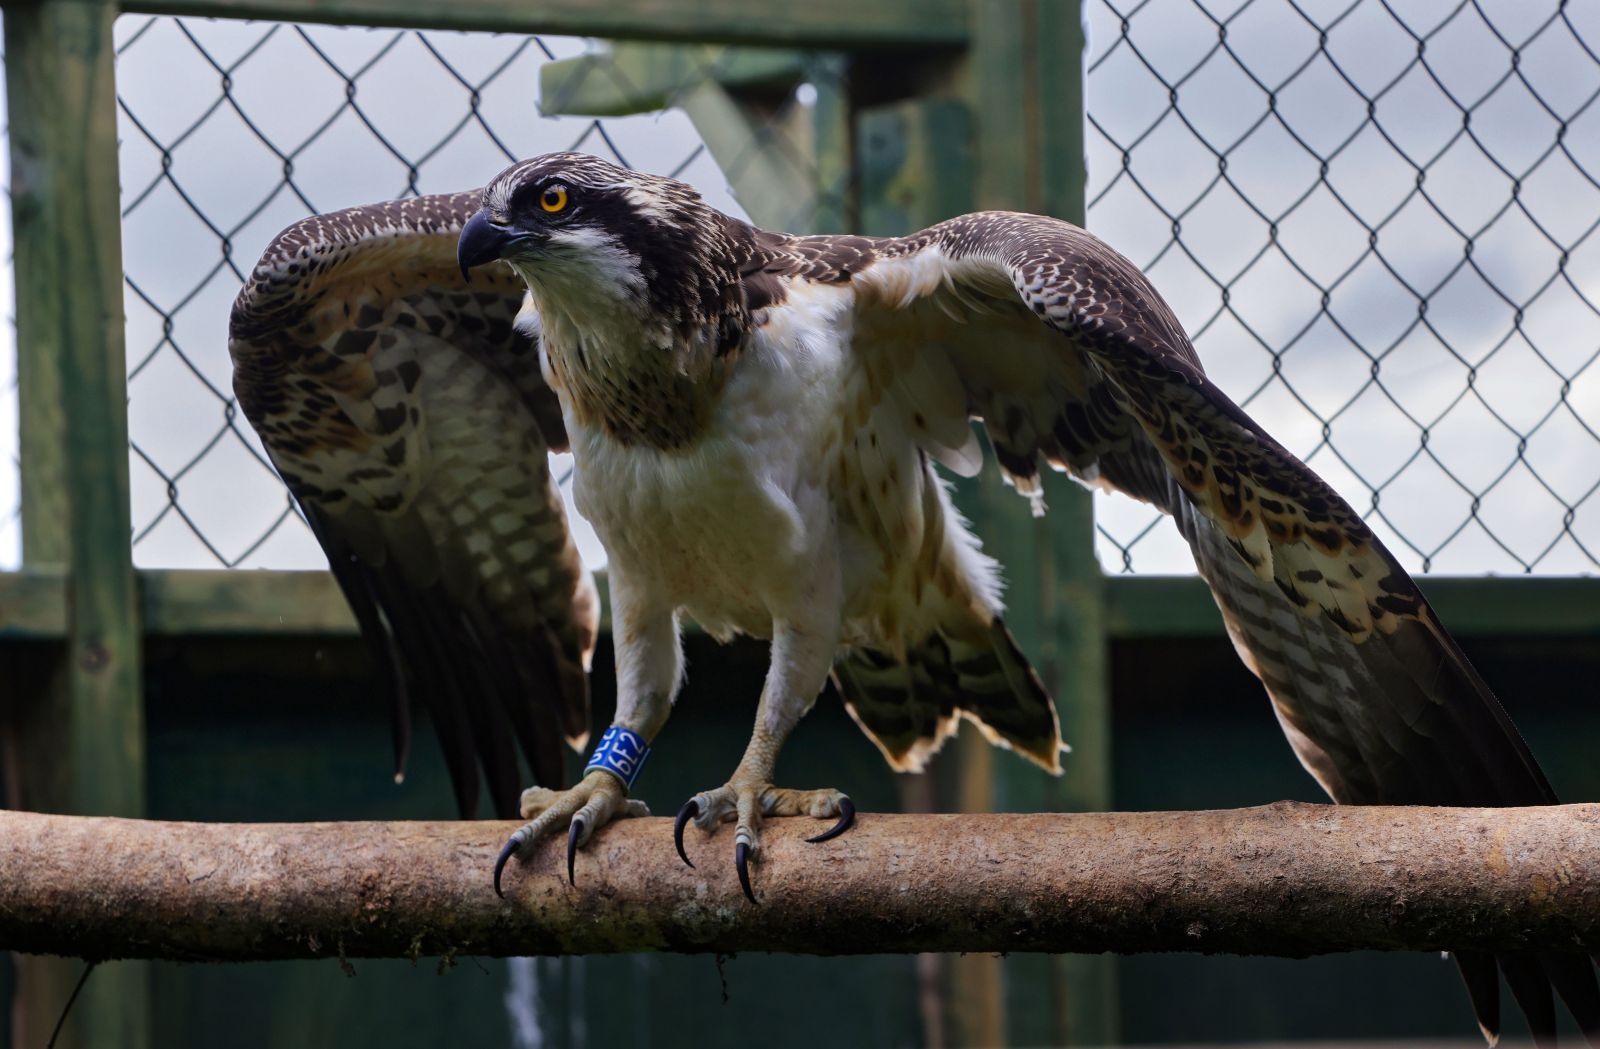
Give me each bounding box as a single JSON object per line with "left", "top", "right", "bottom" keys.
{"left": 231, "top": 153, "right": 1596, "bottom": 1046}
{"left": 229, "top": 192, "right": 598, "bottom": 819}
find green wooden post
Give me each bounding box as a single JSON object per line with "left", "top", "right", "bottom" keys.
{"left": 5, "top": 1, "right": 150, "bottom": 1046}
{"left": 857, "top": 99, "right": 972, "bottom": 235}
{"left": 856, "top": 20, "right": 1113, "bottom": 1036}
{"left": 806, "top": 53, "right": 852, "bottom": 233}
{"left": 963, "top": 1, "right": 1118, "bottom": 1044}
{"left": 857, "top": 93, "right": 1004, "bottom": 1049}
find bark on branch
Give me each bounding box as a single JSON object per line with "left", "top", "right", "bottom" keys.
{"left": 2, "top": 803, "right": 1598, "bottom": 962}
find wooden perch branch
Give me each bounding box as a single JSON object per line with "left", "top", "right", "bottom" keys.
{"left": 2, "top": 803, "right": 1598, "bottom": 962}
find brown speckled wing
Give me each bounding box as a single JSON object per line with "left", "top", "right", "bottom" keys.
{"left": 230, "top": 193, "right": 597, "bottom": 820}
{"left": 827, "top": 210, "right": 1597, "bottom": 1043}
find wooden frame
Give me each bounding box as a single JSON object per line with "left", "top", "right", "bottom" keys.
{"left": 120, "top": 0, "right": 970, "bottom": 45}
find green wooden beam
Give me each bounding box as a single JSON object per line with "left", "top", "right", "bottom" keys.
{"left": 5, "top": 2, "right": 150, "bottom": 1044}
{"left": 3, "top": 570, "right": 1596, "bottom": 641}
{"left": 118, "top": 0, "right": 971, "bottom": 47}
{"left": 0, "top": 571, "right": 68, "bottom": 639}
{"left": 542, "top": 43, "right": 844, "bottom": 234}
{"left": 138, "top": 570, "right": 357, "bottom": 635}
{"left": 540, "top": 44, "right": 808, "bottom": 117}
{"left": 1104, "top": 574, "right": 1600, "bottom": 640}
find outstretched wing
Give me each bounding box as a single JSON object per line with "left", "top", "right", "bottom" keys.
{"left": 230, "top": 192, "right": 598, "bottom": 820}
{"left": 822, "top": 211, "right": 1597, "bottom": 1045}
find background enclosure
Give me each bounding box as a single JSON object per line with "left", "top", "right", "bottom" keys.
{"left": 2, "top": 0, "right": 1598, "bottom": 1046}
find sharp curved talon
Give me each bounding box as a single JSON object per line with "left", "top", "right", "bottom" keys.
{"left": 735, "top": 841, "right": 757, "bottom": 904}
{"left": 674, "top": 799, "right": 699, "bottom": 869}
{"left": 805, "top": 797, "right": 856, "bottom": 844}
{"left": 494, "top": 830, "right": 525, "bottom": 899}
{"left": 566, "top": 817, "right": 585, "bottom": 887}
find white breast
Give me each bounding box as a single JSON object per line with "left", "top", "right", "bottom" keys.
{"left": 566, "top": 279, "right": 857, "bottom": 638}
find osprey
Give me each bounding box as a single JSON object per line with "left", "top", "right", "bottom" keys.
{"left": 231, "top": 152, "right": 1597, "bottom": 1045}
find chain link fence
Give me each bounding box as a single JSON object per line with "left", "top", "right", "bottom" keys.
{"left": 1087, "top": 0, "right": 1600, "bottom": 574}
{"left": 0, "top": 1, "right": 1582, "bottom": 575}
{"left": 113, "top": 15, "right": 842, "bottom": 568}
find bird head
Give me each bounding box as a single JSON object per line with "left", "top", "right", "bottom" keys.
{"left": 458, "top": 152, "right": 736, "bottom": 330}
{"left": 458, "top": 153, "right": 756, "bottom": 445}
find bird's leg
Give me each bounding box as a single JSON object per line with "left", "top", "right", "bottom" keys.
{"left": 494, "top": 586, "right": 681, "bottom": 897}
{"left": 673, "top": 619, "right": 853, "bottom": 903}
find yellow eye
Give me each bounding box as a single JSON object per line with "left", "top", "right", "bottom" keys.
{"left": 540, "top": 186, "right": 568, "bottom": 213}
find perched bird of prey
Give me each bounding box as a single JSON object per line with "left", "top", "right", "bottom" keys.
{"left": 233, "top": 152, "right": 1597, "bottom": 1047}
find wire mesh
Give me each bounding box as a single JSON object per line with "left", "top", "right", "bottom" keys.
{"left": 1086, "top": 0, "right": 1600, "bottom": 574}
{"left": 112, "top": 16, "right": 843, "bottom": 568}
{"left": 105, "top": 3, "right": 1600, "bottom": 575}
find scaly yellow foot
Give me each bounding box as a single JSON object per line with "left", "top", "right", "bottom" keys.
{"left": 493, "top": 771, "right": 650, "bottom": 897}
{"left": 672, "top": 774, "right": 855, "bottom": 902}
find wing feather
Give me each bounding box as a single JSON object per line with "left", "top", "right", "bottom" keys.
{"left": 839, "top": 210, "right": 1597, "bottom": 1044}
{"left": 230, "top": 192, "right": 596, "bottom": 819}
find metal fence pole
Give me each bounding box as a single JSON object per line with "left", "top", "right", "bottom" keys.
{"left": 5, "top": 1, "right": 149, "bottom": 1045}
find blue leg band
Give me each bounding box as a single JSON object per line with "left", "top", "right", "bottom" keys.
{"left": 584, "top": 726, "right": 650, "bottom": 791}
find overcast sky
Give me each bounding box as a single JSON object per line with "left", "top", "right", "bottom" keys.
{"left": 0, "top": 0, "right": 1594, "bottom": 576}
{"left": 1084, "top": 0, "right": 1600, "bottom": 574}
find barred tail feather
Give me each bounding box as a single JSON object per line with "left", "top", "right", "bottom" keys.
{"left": 834, "top": 618, "right": 1064, "bottom": 774}
{"left": 834, "top": 647, "right": 961, "bottom": 773}
{"left": 961, "top": 619, "right": 1065, "bottom": 772}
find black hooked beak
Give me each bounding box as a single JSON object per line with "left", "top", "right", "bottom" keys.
{"left": 458, "top": 209, "right": 524, "bottom": 280}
